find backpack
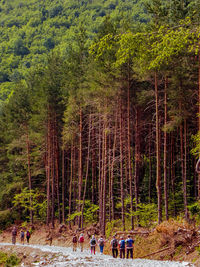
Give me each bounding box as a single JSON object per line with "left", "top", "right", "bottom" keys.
{"left": 99, "top": 238, "right": 104, "bottom": 246}
{"left": 20, "top": 231, "right": 24, "bottom": 238}
{"left": 91, "top": 238, "right": 96, "bottom": 246}
{"left": 112, "top": 239, "right": 118, "bottom": 248}
{"left": 79, "top": 236, "right": 84, "bottom": 243}
{"left": 26, "top": 231, "right": 30, "bottom": 238}
{"left": 12, "top": 229, "right": 17, "bottom": 236}
{"left": 72, "top": 236, "right": 77, "bottom": 243}
{"left": 120, "top": 240, "right": 125, "bottom": 249}
{"left": 126, "top": 238, "right": 134, "bottom": 248}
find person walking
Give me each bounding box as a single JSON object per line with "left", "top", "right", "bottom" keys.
{"left": 125, "top": 235, "right": 134, "bottom": 259}
{"left": 119, "top": 236, "right": 125, "bottom": 259}
{"left": 90, "top": 235, "right": 97, "bottom": 255}
{"left": 11, "top": 226, "right": 17, "bottom": 245}
{"left": 26, "top": 230, "right": 31, "bottom": 244}
{"left": 79, "top": 233, "right": 84, "bottom": 252}
{"left": 20, "top": 229, "right": 25, "bottom": 245}
{"left": 72, "top": 234, "right": 78, "bottom": 252}
{"left": 111, "top": 235, "right": 118, "bottom": 258}
{"left": 98, "top": 235, "right": 105, "bottom": 254}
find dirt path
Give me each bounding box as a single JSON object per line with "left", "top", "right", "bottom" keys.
{"left": 0, "top": 242, "right": 195, "bottom": 267}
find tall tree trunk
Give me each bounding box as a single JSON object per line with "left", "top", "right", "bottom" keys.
{"left": 62, "top": 148, "right": 65, "bottom": 224}
{"left": 98, "top": 118, "right": 102, "bottom": 231}
{"left": 55, "top": 131, "right": 61, "bottom": 224}
{"left": 198, "top": 48, "right": 200, "bottom": 198}
{"left": 102, "top": 117, "right": 107, "bottom": 235}
{"left": 164, "top": 77, "right": 169, "bottom": 220}
{"left": 155, "top": 72, "right": 162, "bottom": 224}
{"left": 78, "top": 108, "right": 83, "bottom": 228}
{"left": 110, "top": 113, "right": 117, "bottom": 221}
{"left": 25, "top": 125, "right": 33, "bottom": 224}
{"left": 46, "top": 115, "right": 51, "bottom": 226}
{"left": 120, "top": 100, "right": 125, "bottom": 231}
{"left": 81, "top": 115, "right": 91, "bottom": 228}
{"left": 148, "top": 124, "right": 152, "bottom": 203}
{"left": 51, "top": 119, "right": 55, "bottom": 228}
{"left": 91, "top": 117, "right": 96, "bottom": 204}
{"left": 68, "top": 141, "right": 73, "bottom": 228}
{"left": 183, "top": 119, "right": 189, "bottom": 220}
{"left": 171, "top": 133, "right": 176, "bottom": 217}
{"left": 134, "top": 107, "right": 140, "bottom": 208}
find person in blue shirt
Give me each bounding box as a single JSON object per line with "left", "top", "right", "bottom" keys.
{"left": 125, "top": 235, "right": 134, "bottom": 259}
{"left": 119, "top": 236, "right": 125, "bottom": 259}
{"left": 110, "top": 235, "right": 118, "bottom": 258}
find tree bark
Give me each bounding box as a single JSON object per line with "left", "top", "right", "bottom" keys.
{"left": 81, "top": 114, "right": 91, "bottom": 228}
{"left": 155, "top": 72, "right": 162, "bottom": 224}
{"left": 120, "top": 99, "right": 125, "bottom": 231}
{"left": 25, "top": 124, "right": 33, "bottom": 224}
{"left": 78, "top": 108, "right": 83, "bottom": 228}
{"left": 164, "top": 77, "right": 169, "bottom": 220}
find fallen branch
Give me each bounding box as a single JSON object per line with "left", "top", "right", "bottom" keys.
{"left": 115, "top": 231, "right": 149, "bottom": 236}
{"left": 142, "top": 247, "right": 171, "bottom": 258}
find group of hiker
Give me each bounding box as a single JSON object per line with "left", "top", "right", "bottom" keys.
{"left": 72, "top": 233, "right": 134, "bottom": 259}
{"left": 12, "top": 226, "right": 134, "bottom": 259}
{"left": 11, "top": 226, "right": 31, "bottom": 245}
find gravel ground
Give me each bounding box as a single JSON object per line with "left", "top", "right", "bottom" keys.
{"left": 0, "top": 243, "right": 195, "bottom": 267}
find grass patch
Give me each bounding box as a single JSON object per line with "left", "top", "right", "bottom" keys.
{"left": 0, "top": 251, "right": 20, "bottom": 266}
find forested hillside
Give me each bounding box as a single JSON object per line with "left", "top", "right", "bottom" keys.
{"left": 0, "top": 0, "right": 149, "bottom": 103}
{"left": 0, "top": 0, "right": 200, "bottom": 234}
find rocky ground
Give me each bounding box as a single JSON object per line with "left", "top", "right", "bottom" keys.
{"left": 0, "top": 221, "right": 199, "bottom": 266}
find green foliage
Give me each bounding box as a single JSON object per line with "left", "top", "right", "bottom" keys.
{"left": 5, "top": 254, "right": 20, "bottom": 267}
{"left": 0, "top": 252, "right": 20, "bottom": 266}
{"left": 195, "top": 246, "right": 200, "bottom": 256}
{"left": 13, "top": 187, "right": 46, "bottom": 221}
{"left": 188, "top": 201, "right": 200, "bottom": 222}
{"left": 105, "top": 219, "right": 121, "bottom": 238}
{"left": 67, "top": 200, "right": 99, "bottom": 224}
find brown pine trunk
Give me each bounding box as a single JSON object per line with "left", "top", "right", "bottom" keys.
{"left": 51, "top": 119, "right": 55, "bottom": 228}
{"left": 81, "top": 115, "right": 91, "bottom": 228}
{"left": 91, "top": 117, "right": 96, "bottom": 204}
{"left": 155, "top": 73, "right": 162, "bottom": 224}
{"left": 62, "top": 148, "right": 65, "bottom": 224}
{"left": 127, "top": 87, "right": 134, "bottom": 228}
{"left": 110, "top": 113, "right": 117, "bottom": 221}
{"left": 120, "top": 100, "right": 125, "bottom": 231}
{"left": 68, "top": 142, "right": 73, "bottom": 228}
{"left": 78, "top": 108, "right": 83, "bottom": 228}
{"left": 46, "top": 115, "right": 51, "bottom": 225}
{"left": 134, "top": 107, "right": 140, "bottom": 208}
{"left": 198, "top": 48, "right": 200, "bottom": 198}
{"left": 164, "top": 77, "right": 168, "bottom": 220}
{"left": 148, "top": 124, "right": 152, "bottom": 203}
{"left": 102, "top": 117, "right": 107, "bottom": 235}
{"left": 98, "top": 118, "right": 103, "bottom": 231}
{"left": 171, "top": 133, "right": 176, "bottom": 217}
{"left": 25, "top": 125, "right": 33, "bottom": 224}
{"left": 55, "top": 131, "right": 61, "bottom": 224}
{"left": 183, "top": 119, "right": 189, "bottom": 220}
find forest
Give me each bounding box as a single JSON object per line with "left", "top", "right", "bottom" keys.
{"left": 0, "top": 0, "right": 200, "bottom": 236}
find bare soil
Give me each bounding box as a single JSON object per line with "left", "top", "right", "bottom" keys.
{"left": 0, "top": 221, "right": 199, "bottom": 266}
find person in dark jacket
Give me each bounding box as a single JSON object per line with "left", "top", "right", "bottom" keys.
{"left": 26, "top": 230, "right": 31, "bottom": 244}
{"left": 72, "top": 234, "right": 78, "bottom": 251}
{"left": 125, "top": 235, "right": 134, "bottom": 259}
{"left": 119, "top": 236, "right": 125, "bottom": 259}
{"left": 20, "top": 230, "right": 25, "bottom": 245}
{"left": 11, "top": 226, "right": 17, "bottom": 245}
{"left": 90, "top": 235, "right": 97, "bottom": 254}
{"left": 111, "top": 235, "right": 118, "bottom": 258}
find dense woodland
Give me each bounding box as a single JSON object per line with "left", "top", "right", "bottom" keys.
{"left": 1, "top": 0, "right": 200, "bottom": 235}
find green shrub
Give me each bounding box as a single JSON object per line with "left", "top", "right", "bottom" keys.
{"left": 6, "top": 254, "right": 20, "bottom": 267}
